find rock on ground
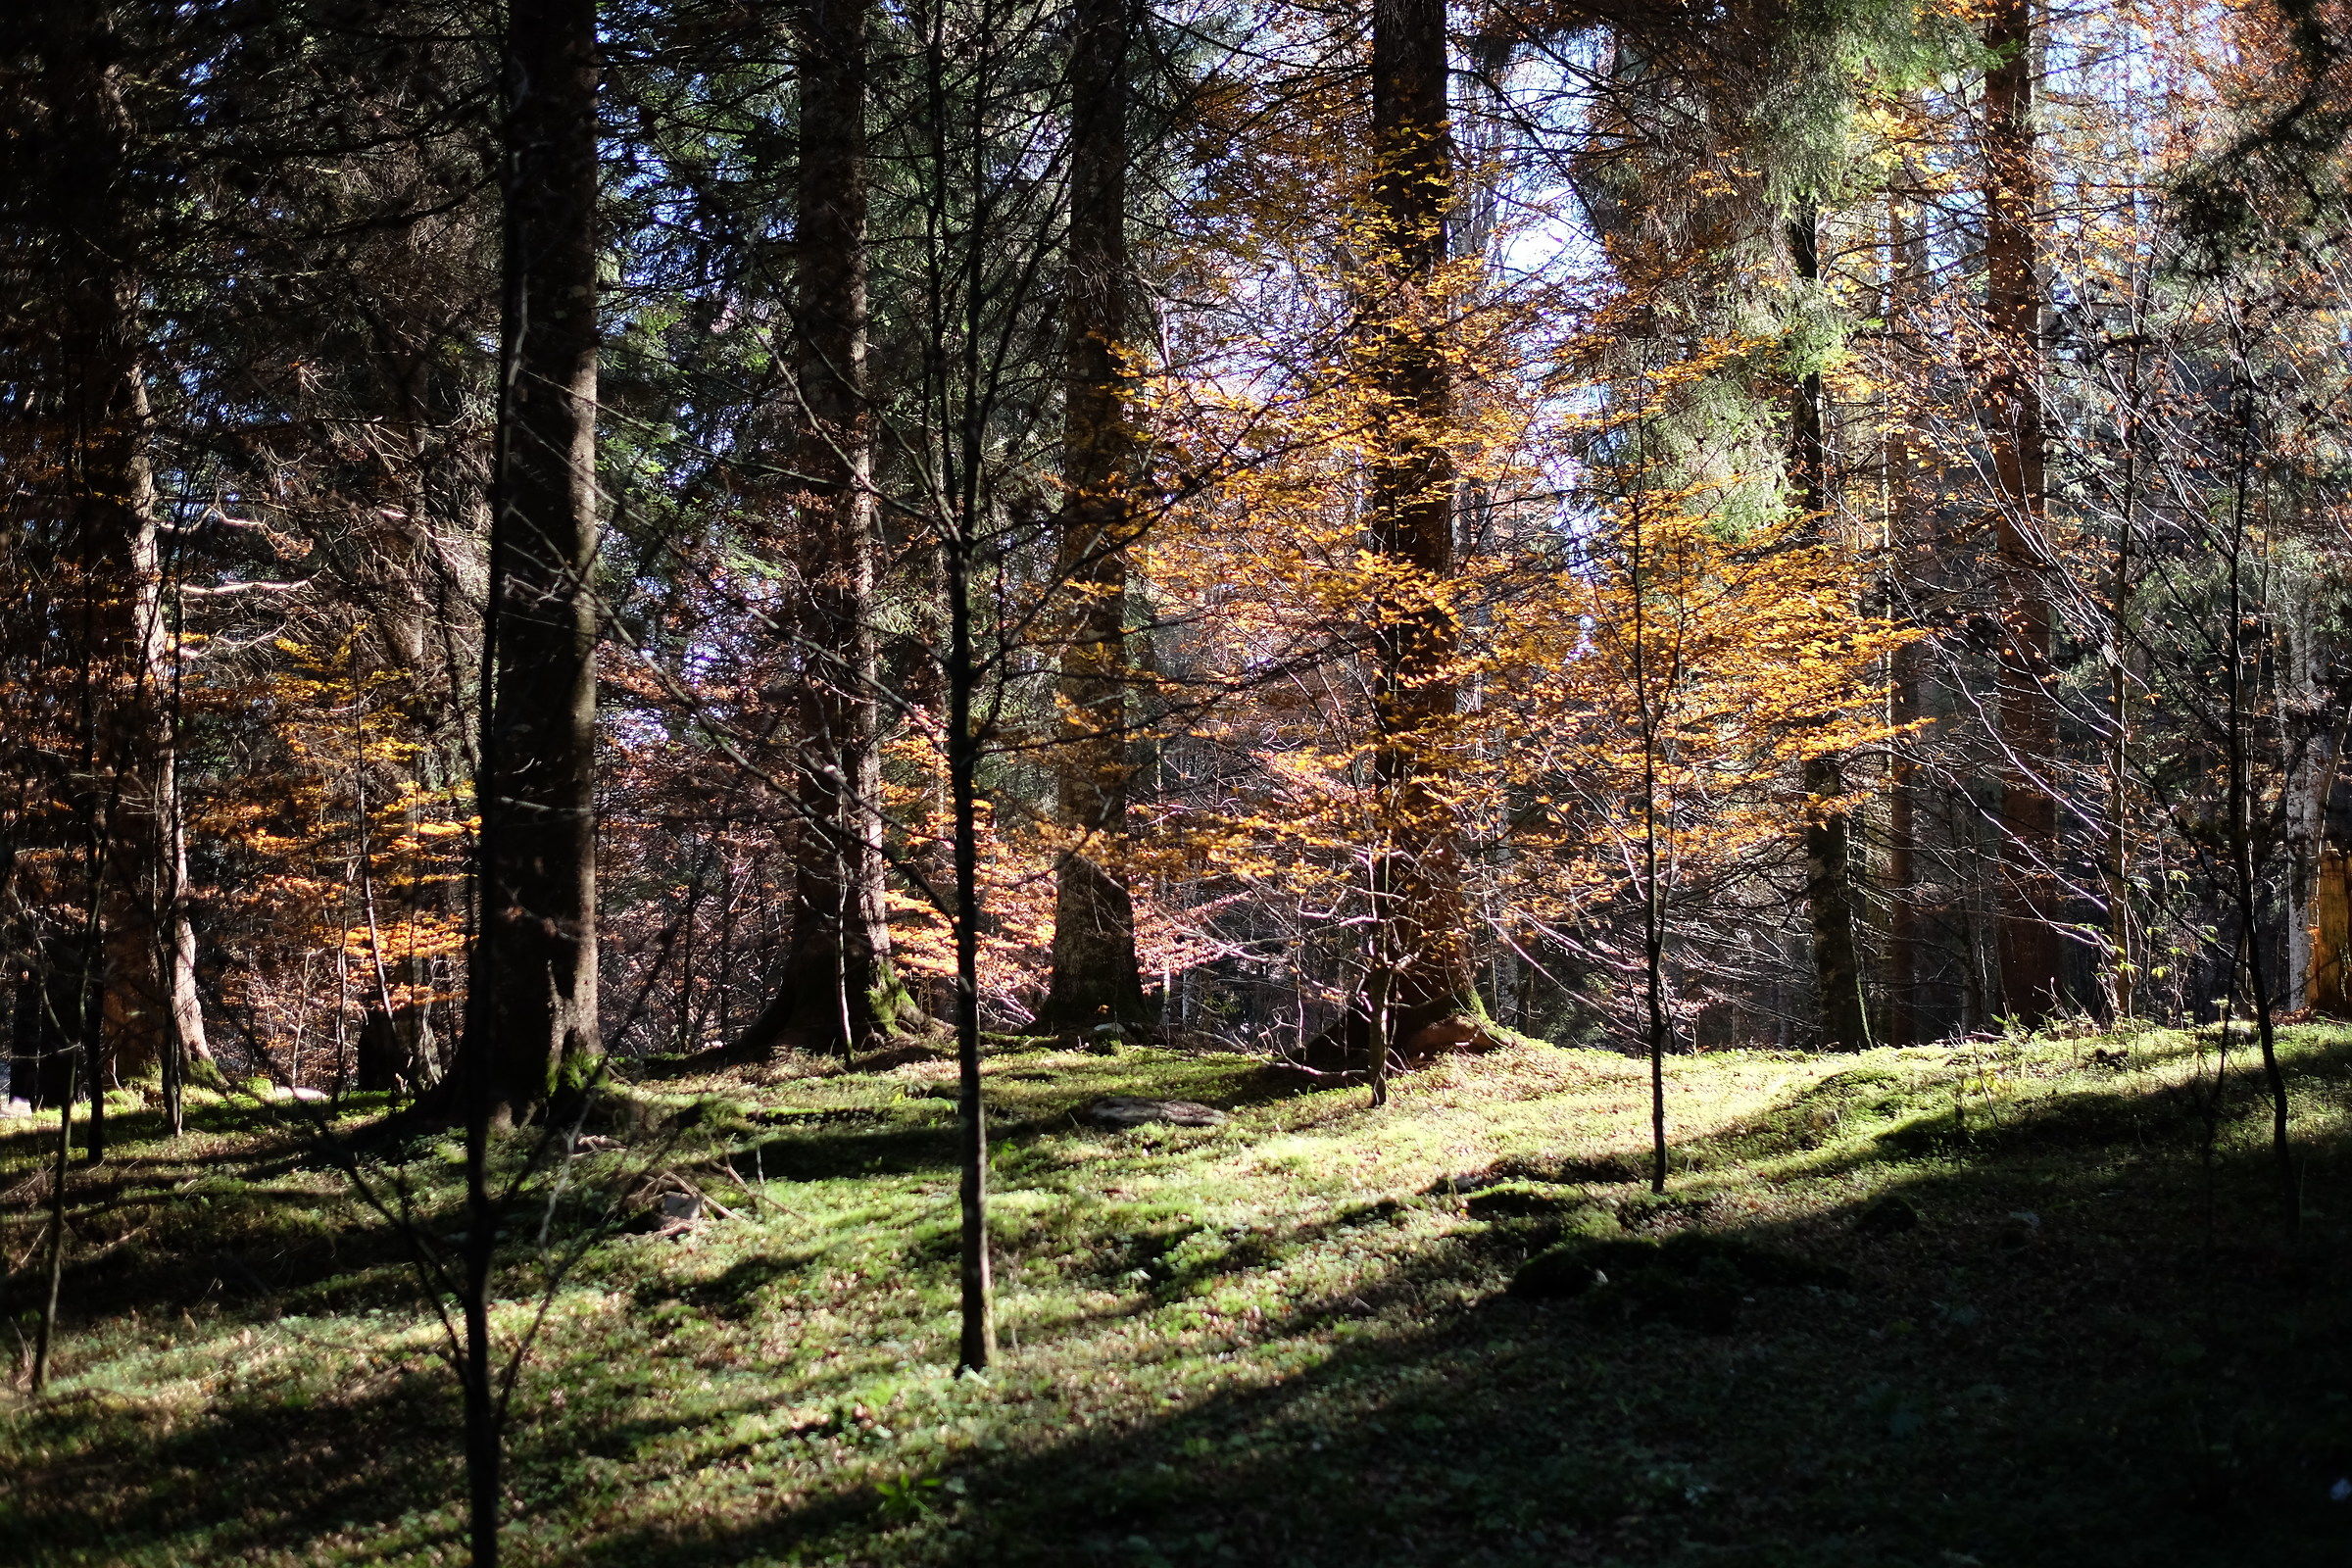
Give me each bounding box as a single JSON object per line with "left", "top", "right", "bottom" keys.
{"left": 1080, "top": 1096, "right": 1228, "bottom": 1129}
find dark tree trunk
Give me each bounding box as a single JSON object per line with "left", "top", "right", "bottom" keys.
{"left": 10, "top": 955, "right": 82, "bottom": 1109}
{"left": 1040, "top": 0, "right": 1149, "bottom": 1039}
{"left": 6, "top": 966, "right": 34, "bottom": 1107}
{"left": 736, "top": 0, "right": 909, "bottom": 1059}
{"left": 1788, "top": 208, "right": 1869, "bottom": 1051}
{"left": 949, "top": 516, "right": 995, "bottom": 1370}
{"left": 1982, "top": 0, "right": 2062, "bottom": 1024}
{"left": 471, "top": 0, "right": 602, "bottom": 1123}
{"left": 30, "top": 1038, "right": 76, "bottom": 1392}
{"left": 34, "top": 6, "right": 211, "bottom": 1089}
{"left": 1355, "top": 0, "right": 1474, "bottom": 1075}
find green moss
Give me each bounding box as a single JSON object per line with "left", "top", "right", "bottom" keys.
{"left": 8, "top": 1027, "right": 2352, "bottom": 1567}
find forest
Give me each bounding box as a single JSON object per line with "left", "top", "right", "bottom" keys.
{"left": 5, "top": 0, "right": 2352, "bottom": 1562}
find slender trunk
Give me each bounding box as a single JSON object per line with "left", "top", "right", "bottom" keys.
{"left": 1625, "top": 430, "right": 1672, "bottom": 1189}
{"left": 1788, "top": 208, "right": 1868, "bottom": 1051}
{"left": 740, "top": 0, "right": 906, "bottom": 1058}
{"left": 2283, "top": 642, "right": 2315, "bottom": 1011}
{"left": 1883, "top": 190, "right": 1930, "bottom": 1046}
{"left": 2224, "top": 379, "right": 2296, "bottom": 1234}
{"left": 1886, "top": 640, "right": 1923, "bottom": 1043}
{"left": 1358, "top": 0, "right": 1470, "bottom": 1063}
{"left": 31, "top": 1044, "right": 77, "bottom": 1394}
{"left": 1982, "top": 0, "right": 2062, "bottom": 1024}
{"left": 2106, "top": 328, "right": 2145, "bottom": 1023}
{"left": 948, "top": 454, "right": 996, "bottom": 1375}
{"left": 471, "top": 0, "right": 603, "bottom": 1123}
{"left": 1041, "top": 0, "right": 1149, "bottom": 1037}
{"left": 77, "top": 865, "right": 104, "bottom": 1163}
{"left": 927, "top": 0, "right": 997, "bottom": 1374}
{"left": 1644, "top": 765, "right": 1669, "bottom": 1194}
{"left": 462, "top": 956, "right": 500, "bottom": 1568}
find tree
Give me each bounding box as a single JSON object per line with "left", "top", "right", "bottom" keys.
{"left": 469, "top": 0, "right": 605, "bottom": 1124}
{"left": 1356, "top": 0, "right": 1475, "bottom": 1081}
{"left": 1787, "top": 206, "right": 1869, "bottom": 1051}
{"left": 1039, "top": 0, "right": 1151, "bottom": 1040}
{"left": 1980, "top": 0, "right": 2063, "bottom": 1024}
{"left": 733, "top": 0, "right": 915, "bottom": 1059}
{"left": 14, "top": 2, "right": 214, "bottom": 1112}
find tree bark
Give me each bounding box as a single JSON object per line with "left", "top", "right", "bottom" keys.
{"left": 1040, "top": 0, "right": 1150, "bottom": 1038}
{"left": 2314, "top": 656, "right": 2352, "bottom": 1016}
{"left": 471, "top": 0, "right": 603, "bottom": 1123}
{"left": 1982, "top": 0, "right": 2063, "bottom": 1025}
{"left": 736, "top": 0, "right": 910, "bottom": 1059}
{"left": 1788, "top": 208, "right": 1869, "bottom": 1051}
{"left": 10, "top": 954, "right": 82, "bottom": 1109}
{"left": 34, "top": 7, "right": 212, "bottom": 1089}
{"left": 1882, "top": 191, "right": 1929, "bottom": 1047}
{"left": 1353, "top": 0, "right": 1475, "bottom": 1070}
{"left": 2317, "top": 841, "right": 2352, "bottom": 1017}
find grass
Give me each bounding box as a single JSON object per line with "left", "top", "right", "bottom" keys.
{"left": 8, "top": 1022, "right": 2352, "bottom": 1566}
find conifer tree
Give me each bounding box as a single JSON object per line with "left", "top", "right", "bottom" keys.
{"left": 470, "top": 0, "right": 604, "bottom": 1122}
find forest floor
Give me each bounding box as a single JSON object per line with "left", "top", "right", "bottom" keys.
{"left": 7, "top": 1022, "right": 2352, "bottom": 1567}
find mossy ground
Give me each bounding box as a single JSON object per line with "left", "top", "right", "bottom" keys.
{"left": 8, "top": 1024, "right": 2352, "bottom": 1566}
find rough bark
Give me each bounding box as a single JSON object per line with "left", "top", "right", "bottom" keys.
{"left": 1983, "top": 0, "right": 2063, "bottom": 1024}
{"left": 736, "top": 0, "right": 911, "bottom": 1059}
{"left": 1040, "top": 0, "right": 1150, "bottom": 1038}
{"left": 470, "top": 0, "right": 603, "bottom": 1123}
{"left": 35, "top": 8, "right": 212, "bottom": 1088}
{"left": 1348, "top": 0, "right": 1477, "bottom": 1076}
{"left": 1788, "top": 208, "right": 1869, "bottom": 1051}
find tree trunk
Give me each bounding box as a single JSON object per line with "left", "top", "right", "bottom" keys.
{"left": 2308, "top": 665, "right": 2351, "bottom": 1017}
{"left": 735, "top": 0, "right": 910, "bottom": 1059}
{"left": 1982, "top": 0, "right": 2062, "bottom": 1025}
{"left": 1882, "top": 191, "right": 1929, "bottom": 1047}
{"left": 1353, "top": 0, "right": 1475, "bottom": 1069}
{"left": 10, "top": 955, "right": 82, "bottom": 1110}
{"left": 1040, "top": 0, "right": 1149, "bottom": 1038}
{"left": 1788, "top": 208, "right": 1869, "bottom": 1051}
{"left": 2282, "top": 587, "right": 2328, "bottom": 1010}
{"left": 2317, "top": 844, "right": 2352, "bottom": 1017}
{"left": 35, "top": 7, "right": 212, "bottom": 1089}
{"left": 470, "top": 0, "right": 603, "bottom": 1123}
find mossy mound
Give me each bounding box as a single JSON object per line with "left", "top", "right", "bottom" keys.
{"left": 1696, "top": 1065, "right": 1918, "bottom": 1165}
{"left": 1509, "top": 1231, "right": 1851, "bottom": 1332}
{"left": 1462, "top": 1179, "right": 1587, "bottom": 1220}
